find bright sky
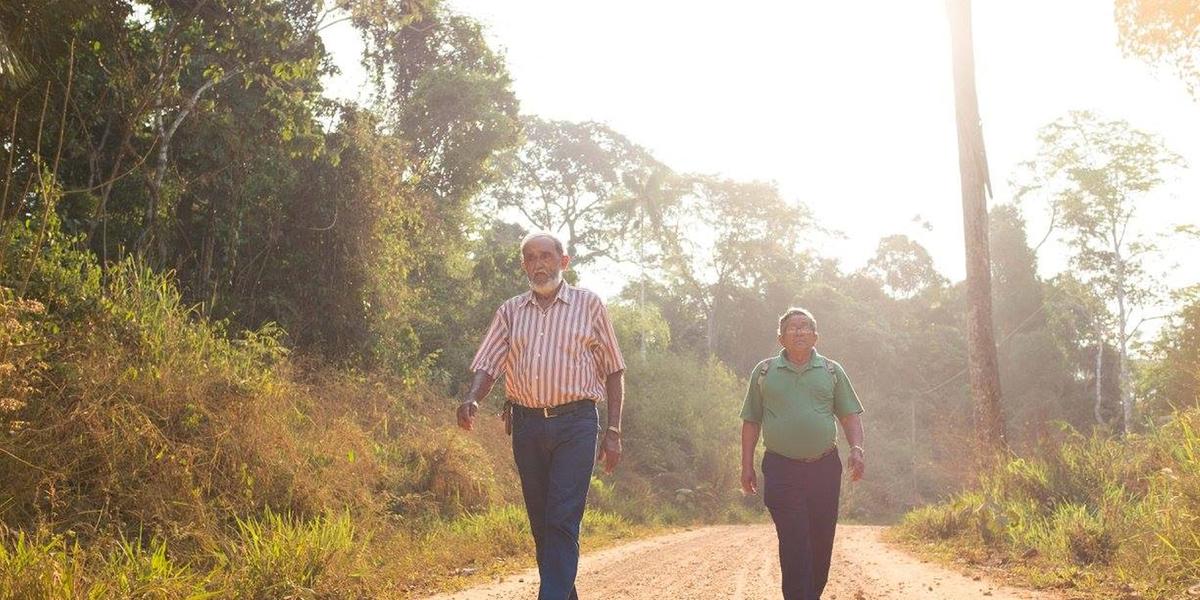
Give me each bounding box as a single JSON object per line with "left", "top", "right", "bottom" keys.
{"left": 321, "top": 0, "right": 1200, "bottom": 321}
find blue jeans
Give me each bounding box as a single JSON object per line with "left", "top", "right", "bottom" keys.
{"left": 511, "top": 402, "right": 599, "bottom": 600}
{"left": 762, "top": 449, "right": 842, "bottom": 600}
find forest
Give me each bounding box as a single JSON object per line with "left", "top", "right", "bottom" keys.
{"left": 1, "top": 1, "right": 1198, "bottom": 597}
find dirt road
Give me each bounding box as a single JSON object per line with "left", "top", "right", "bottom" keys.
{"left": 422, "top": 524, "right": 1060, "bottom": 599}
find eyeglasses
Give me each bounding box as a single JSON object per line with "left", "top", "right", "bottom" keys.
{"left": 783, "top": 325, "right": 815, "bottom": 334}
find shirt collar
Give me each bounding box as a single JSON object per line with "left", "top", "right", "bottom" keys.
{"left": 774, "top": 348, "right": 825, "bottom": 373}
{"left": 521, "top": 281, "right": 573, "bottom": 307}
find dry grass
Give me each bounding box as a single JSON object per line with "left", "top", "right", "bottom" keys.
{"left": 897, "top": 416, "right": 1200, "bottom": 599}
{"left": 0, "top": 256, "right": 656, "bottom": 598}
{"left": 0, "top": 221, "right": 747, "bottom": 597}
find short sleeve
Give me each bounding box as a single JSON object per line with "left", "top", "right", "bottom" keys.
{"left": 740, "top": 363, "right": 766, "bottom": 423}
{"left": 590, "top": 299, "right": 627, "bottom": 376}
{"left": 470, "top": 304, "right": 511, "bottom": 378}
{"left": 832, "top": 362, "right": 864, "bottom": 417}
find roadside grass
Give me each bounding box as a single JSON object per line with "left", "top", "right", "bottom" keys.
{"left": 0, "top": 222, "right": 750, "bottom": 598}
{"left": 896, "top": 416, "right": 1200, "bottom": 599}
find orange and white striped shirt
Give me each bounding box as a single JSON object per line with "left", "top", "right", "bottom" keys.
{"left": 470, "top": 283, "right": 626, "bottom": 408}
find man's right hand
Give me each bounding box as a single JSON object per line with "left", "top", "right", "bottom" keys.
{"left": 457, "top": 400, "right": 478, "bottom": 431}
{"left": 740, "top": 467, "right": 757, "bottom": 496}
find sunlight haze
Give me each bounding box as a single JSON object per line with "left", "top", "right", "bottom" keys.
{"left": 322, "top": 0, "right": 1200, "bottom": 302}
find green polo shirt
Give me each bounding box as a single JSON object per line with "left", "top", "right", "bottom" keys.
{"left": 740, "top": 349, "right": 864, "bottom": 461}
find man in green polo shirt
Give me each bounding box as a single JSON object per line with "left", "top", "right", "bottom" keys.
{"left": 740, "top": 307, "right": 865, "bottom": 600}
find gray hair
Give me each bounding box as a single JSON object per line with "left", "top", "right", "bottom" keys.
{"left": 778, "top": 307, "right": 817, "bottom": 335}
{"left": 519, "top": 231, "right": 566, "bottom": 256}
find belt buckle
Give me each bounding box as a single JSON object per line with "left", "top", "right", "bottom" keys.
{"left": 542, "top": 406, "right": 555, "bottom": 418}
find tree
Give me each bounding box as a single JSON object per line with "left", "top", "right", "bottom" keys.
{"left": 484, "top": 117, "right": 669, "bottom": 267}
{"left": 989, "top": 205, "right": 1091, "bottom": 443}
{"left": 2, "top": 0, "right": 522, "bottom": 375}
{"left": 1, "top": 0, "right": 336, "bottom": 307}
{"left": 257, "top": 108, "right": 402, "bottom": 362}
{"left": 1140, "top": 286, "right": 1200, "bottom": 417}
{"left": 352, "top": 4, "right": 522, "bottom": 374}
{"left": 1015, "top": 110, "right": 1185, "bottom": 433}
{"left": 1115, "top": 0, "right": 1200, "bottom": 99}
{"left": 356, "top": 2, "right": 519, "bottom": 213}
{"left": 864, "top": 235, "right": 948, "bottom": 299}
{"left": 947, "top": 0, "right": 1006, "bottom": 458}
{"left": 655, "top": 176, "right": 813, "bottom": 360}
{"left": 0, "top": 2, "right": 101, "bottom": 90}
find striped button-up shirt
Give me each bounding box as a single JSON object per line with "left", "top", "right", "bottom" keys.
{"left": 470, "top": 283, "right": 626, "bottom": 408}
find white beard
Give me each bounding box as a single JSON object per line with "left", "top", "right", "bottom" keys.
{"left": 528, "top": 270, "right": 563, "bottom": 295}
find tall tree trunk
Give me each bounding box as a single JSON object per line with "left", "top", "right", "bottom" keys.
{"left": 705, "top": 303, "right": 717, "bottom": 358}
{"left": 1114, "top": 245, "right": 1133, "bottom": 435}
{"left": 638, "top": 211, "right": 647, "bottom": 359}
{"left": 1094, "top": 335, "right": 1105, "bottom": 426}
{"left": 947, "top": 0, "right": 1007, "bottom": 460}
{"left": 1118, "top": 338, "right": 1132, "bottom": 433}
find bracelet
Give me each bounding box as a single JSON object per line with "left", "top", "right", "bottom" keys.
{"left": 606, "top": 425, "right": 621, "bottom": 435}
{"left": 850, "top": 445, "right": 865, "bottom": 454}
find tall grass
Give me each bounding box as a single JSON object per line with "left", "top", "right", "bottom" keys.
{"left": 0, "top": 219, "right": 714, "bottom": 598}
{"left": 898, "top": 415, "right": 1200, "bottom": 598}
{"left": 0, "top": 527, "right": 213, "bottom": 600}
{"left": 222, "top": 510, "right": 358, "bottom": 599}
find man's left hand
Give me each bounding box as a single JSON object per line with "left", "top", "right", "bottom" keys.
{"left": 456, "top": 400, "right": 478, "bottom": 431}
{"left": 597, "top": 430, "right": 621, "bottom": 474}
{"left": 848, "top": 449, "right": 865, "bottom": 482}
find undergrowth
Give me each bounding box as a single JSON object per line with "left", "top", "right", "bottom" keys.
{"left": 898, "top": 419, "right": 1200, "bottom": 599}
{"left": 0, "top": 214, "right": 733, "bottom": 597}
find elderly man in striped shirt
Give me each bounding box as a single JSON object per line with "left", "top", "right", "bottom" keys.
{"left": 457, "top": 231, "right": 626, "bottom": 600}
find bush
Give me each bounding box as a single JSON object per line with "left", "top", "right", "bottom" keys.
{"left": 613, "top": 350, "right": 744, "bottom": 520}
{"left": 0, "top": 527, "right": 210, "bottom": 600}
{"left": 899, "top": 413, "right": 1200, "bottom": 597}
{"left": 901, "top": 503, "right": 970, "bottom": 541}
{"left": 222, "top": 510, "right": 358, "bottom": 599}
{"left": 1050, "top": 503, "right": 1115, "bottom": 566}
{"left": 0, "top": 214, "right": 749, "bottom": 598}
{"left": 0, "top": 217, "right": 521, "bottom": 596}
{"left": 91, "top": 536, "right": 210, "bottom": 599}
{"left": 0, "top": 528, "right": 84, "bottom": 600}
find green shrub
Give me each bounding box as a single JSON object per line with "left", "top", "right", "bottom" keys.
{"left": 221, "top": 510, "right": 358, "bottom": 599}
{"left": 581, "top": 510, "right": 635, "bottom": 542}
{"left": 616, "top": 351, "right": 743, "bottom": 520}
{"left": 900, "top": 414, "right": 1200, "bottom": 597}
{"left": 381, "top": 426, "right": 502, "bottom": 517}
{"left": 437, "top": 505, "right": 532, "bottom": 558}
{"left": 0, "top": 213, "right": 751, "bottom": 598}
{"left": 901, "top": 503, "right": 969, "bottom": 541}
{"left": 1050, "top": 503, "right": 1115, "bottom": 566}
{"left": 984, "top": 457, "right": 1051, "bottom": 506}
{"left": 0, "top": 528, "right": 84, "bottom": 600}
{"left": 90, "top": 536, "right": 212, "bottom": 599}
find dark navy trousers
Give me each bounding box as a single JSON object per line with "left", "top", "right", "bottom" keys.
{"left": 762, "top": 449, "right": 842, "bottom": 600}
{"left": 511, "top": 402, "right": 598, "bottom": 600}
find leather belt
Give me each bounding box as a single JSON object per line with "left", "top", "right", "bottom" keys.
{"left": 512, "top": 398, "right": 596, "bottom": 418}
{"left": 766, "top": 446, "right": 837, "bottom": 464}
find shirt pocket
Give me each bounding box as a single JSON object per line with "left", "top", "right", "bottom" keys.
{"left": 559, "top": 322, "right": 591, "bottom": 358}
{"left": 761, "top": 376, "right": 796, "bottom": 420}
{"left": 806, "top": 374, "right": 836, "bottom": 415}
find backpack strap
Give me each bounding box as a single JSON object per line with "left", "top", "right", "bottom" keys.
{"left": 754, "top": 358, "right": 773, "bottom": 398}
{"left": 756, "top": 356, "right": 838, "bottom": 397}
{"left": 823, "top": 359, "right": 838, "bottom": 388}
